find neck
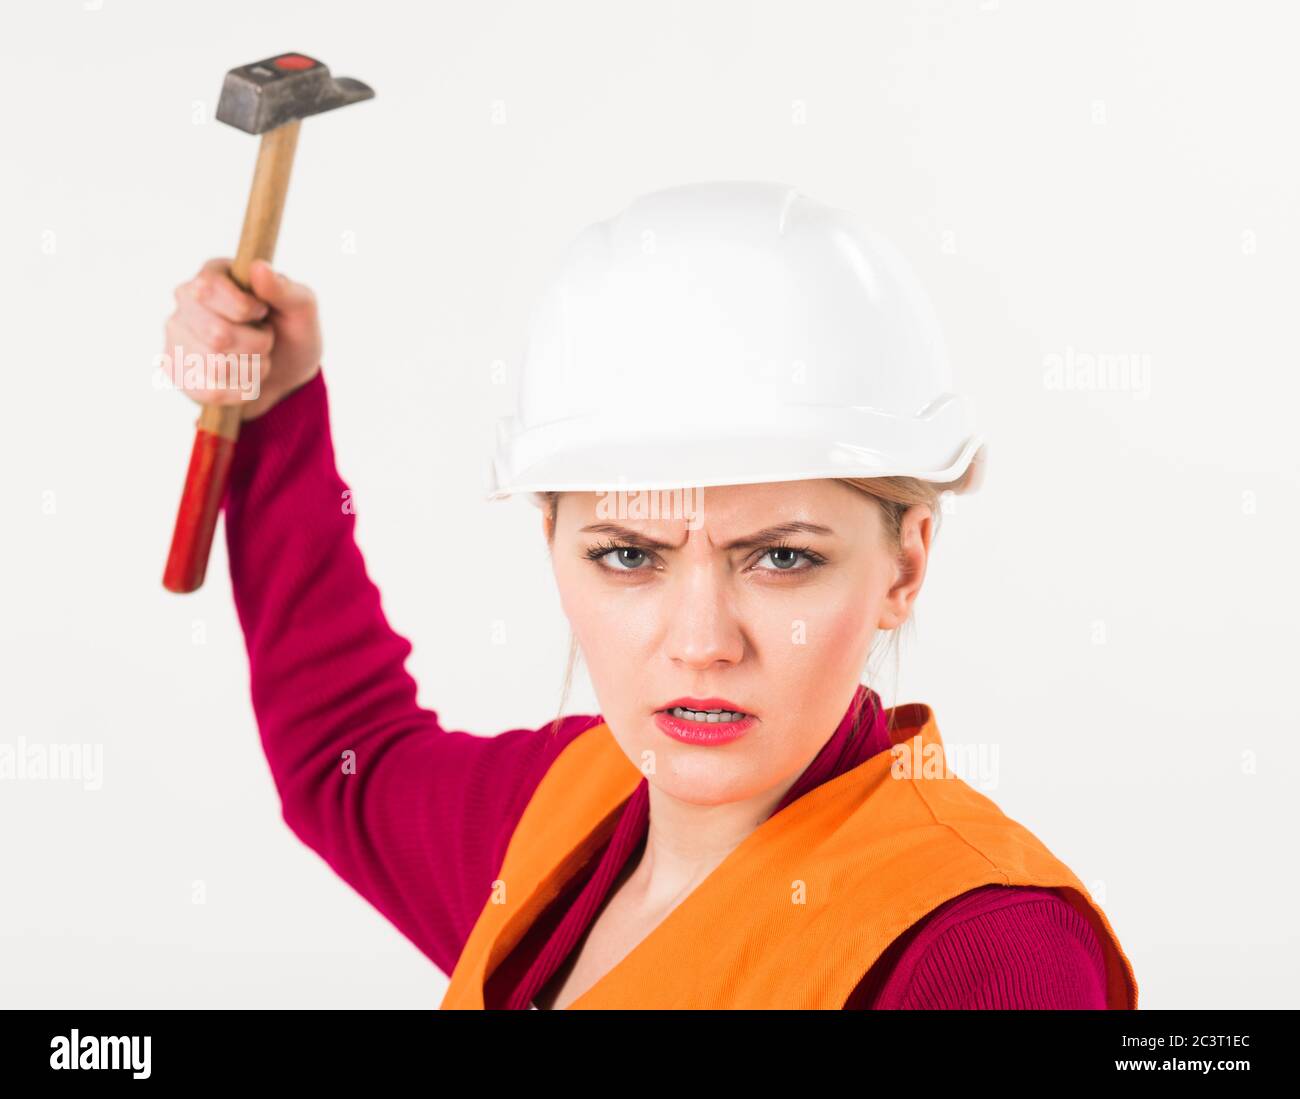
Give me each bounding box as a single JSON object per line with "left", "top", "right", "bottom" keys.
{"left": 633, "top": 775, "right": 792, "bottom": 906}
{"left": 624, "top": 683, "right": 885, "bottom": 911}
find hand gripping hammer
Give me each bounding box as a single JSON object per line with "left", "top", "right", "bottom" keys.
{"left": 162, "top": 53, "right": 373, "bottom": 594}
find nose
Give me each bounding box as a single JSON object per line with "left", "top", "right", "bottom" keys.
{"left": 662, "top": 563, "right": 746, "bottom": 670}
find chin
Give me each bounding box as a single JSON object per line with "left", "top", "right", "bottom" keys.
{"left": 648, "top": 744, "right": 786, "bottom": 806}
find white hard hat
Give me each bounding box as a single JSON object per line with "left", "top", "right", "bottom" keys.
{"left": 485, "top": 180, "right": 985, "bottom": 506}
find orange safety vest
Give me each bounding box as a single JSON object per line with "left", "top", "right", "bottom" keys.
{"left": 441, "top": 702, "right": 1139, "bottom": 1009}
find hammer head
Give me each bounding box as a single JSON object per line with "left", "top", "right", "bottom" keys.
{"left": 216, "top": 53, "right": 374, "bottom": 134}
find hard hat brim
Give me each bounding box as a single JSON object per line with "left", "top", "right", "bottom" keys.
{"left": 485, "top": 413, "right": 985, "bottom": 502}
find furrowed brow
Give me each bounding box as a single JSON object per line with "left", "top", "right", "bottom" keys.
{"left": 719, "top": 521, "right": 835, "bottom": 551}
{"left": 577, "top": 524, "right": 679, "bottom": 551}
{"left": 577, "top": 521, "right": 834, "bottom": 552}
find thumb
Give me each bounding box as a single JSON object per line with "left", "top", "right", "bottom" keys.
{"left": 249, "top": 258, "right": 315, "bottom": 313}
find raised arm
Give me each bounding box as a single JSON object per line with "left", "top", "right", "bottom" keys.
{"left": 163, "top": 257, "right": 601, "bottom": 975}
{"left": 222, "top": 363, "right": 605, "bottom": 973}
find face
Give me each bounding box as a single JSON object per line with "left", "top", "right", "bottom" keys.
{"left": 545, "top": 479, "right": 932, "bottom": 809}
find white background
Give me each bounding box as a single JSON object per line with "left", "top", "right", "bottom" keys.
{"left": 2, "top": 0, "right": 1297, "bottom": 1009}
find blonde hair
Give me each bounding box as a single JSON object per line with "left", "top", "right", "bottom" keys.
{"left": 539, "top": 467, "right": 976, "bottom": 740}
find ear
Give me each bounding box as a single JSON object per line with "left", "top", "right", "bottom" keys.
{"left": 877, "top": 505, "right": 933, "bottom": 630}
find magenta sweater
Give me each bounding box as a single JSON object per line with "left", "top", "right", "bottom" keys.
{"left": 222, "top": 368, "right": 1109, "bottom": 1009}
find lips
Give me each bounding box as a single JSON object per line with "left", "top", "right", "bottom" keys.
{"left": 654, "top": 709, "right": 757, "bottom": 746}
{"left": 657, "top": 696, "right": 752, "bottom": 716}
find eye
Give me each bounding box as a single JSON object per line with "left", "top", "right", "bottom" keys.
{"left": 601, "top": 547, "right": 650, "bottom": 571}
{"left": 583, "top": 539, "right": 826, "bottom": 577}
{"left": 585, "top": 540, "right": 655, "bottom": 572}
{"left": 753, "top": 544, "right": 825, "bottom": 572}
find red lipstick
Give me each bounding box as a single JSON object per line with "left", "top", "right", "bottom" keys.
{"left": 654, "top": 697, "right": 757, "bottom": 746}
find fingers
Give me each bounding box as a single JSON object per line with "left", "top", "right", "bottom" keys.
{"left": 161, "top": 313, "right": 272, "bottom": 406}
{"left": 178, "top": 258, "right": 271, "bottom": 324}
{"left": 162, "top": 257, "right": 320, "bottom": 415}
{"left": 172, "top": 291, "right": 275, "bottom": 358}
{"left": 247, "top": 258, "right": 317, "bottom": 316}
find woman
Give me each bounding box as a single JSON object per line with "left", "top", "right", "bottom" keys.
{"left": 162, "top": 181, "right": 1138, "bottom": 1009}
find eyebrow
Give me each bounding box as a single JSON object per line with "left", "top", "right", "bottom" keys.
{"left": 577, "top": 520, "right": 836, "bottom": 552}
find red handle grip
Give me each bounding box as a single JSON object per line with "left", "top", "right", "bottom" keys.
{"left": 162, "top": 424, "right": 238, "bottom": 594}
{"left": 163, "top": 119, "right": 300, "bottom": 594}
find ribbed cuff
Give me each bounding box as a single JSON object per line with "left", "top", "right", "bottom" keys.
{"left": 237, "top": 366, "right": 327, "bottom": 443}
{"left": 225, "top": 367, "right": 330, "bottom": 500}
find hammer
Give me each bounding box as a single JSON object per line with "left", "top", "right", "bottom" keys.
{"left": 162, "top": 52, "right": 374, "bottom": 594}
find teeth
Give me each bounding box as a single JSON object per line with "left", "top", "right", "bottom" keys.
{"left": 669, "top": 706, "right": 748, "bottom": 723}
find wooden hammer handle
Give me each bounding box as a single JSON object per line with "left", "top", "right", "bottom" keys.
{"left": 163, "top": 120, "right": 300, "bottom": 594}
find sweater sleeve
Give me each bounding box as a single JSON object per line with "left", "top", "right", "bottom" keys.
{"left": 853, "top": 885, "right": 1110, "bottom": 1009}
{"left": 221, "top": 368, "right": 603, "bottom": 976}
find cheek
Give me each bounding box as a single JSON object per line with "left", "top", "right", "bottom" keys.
{"left": 760, "top": 592, "right": 875, "bottom": 687}
{"left": 556, "top": 568, "right": 664, "bottom": 732}
{"left": 820, "top": 597, "right": 878, "bottom": 660}
{"left": 555, "top": 563, "right": 660, "bottom": 664}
